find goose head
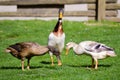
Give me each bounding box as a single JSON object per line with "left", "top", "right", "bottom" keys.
{"left": 66, "top": 42, "right": 77, "bottom": 55}
{"left": 5, "top": 48, "right": 11, "bottom": 53}
{"left": 59, "top": 8, "right": 64, "bottom": 19}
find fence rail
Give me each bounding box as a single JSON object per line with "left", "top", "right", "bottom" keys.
{"left": 0, "top": 0, "right": 120, "bottom": 22}
{"left": 0, "top": 0, "right": 117, "bottom": 5}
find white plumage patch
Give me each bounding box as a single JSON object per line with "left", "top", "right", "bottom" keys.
{"left": 48, "top": 32, "right": 65, "bottom": 52}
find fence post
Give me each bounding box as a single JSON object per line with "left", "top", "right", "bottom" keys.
{"left": 97, "top": 0, "right": 106, "bottom": 21}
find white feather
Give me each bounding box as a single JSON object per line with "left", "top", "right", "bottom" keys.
{"left": 48, "top": 32, "right": 65, "bottom": 52}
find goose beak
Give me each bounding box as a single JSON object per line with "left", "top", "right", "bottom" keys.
{"left": 66, "top": 48, "right": 69, "bottom": 55}
{"left": 59, "top": 8, "right": 64, "bottom": 18}
{"left": 5, "top": 48, "right": 11, "bottom": 53}
{"left": 59, "top": 12, "right": 63, "bottom": 18}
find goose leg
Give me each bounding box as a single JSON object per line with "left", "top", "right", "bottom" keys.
{"left": 57, "top": 56, "right": 62, "bottom": 66}
{"left": 58, "top": 60, "right": 62, "bottom": 66}
{"left": 94, "top": 59, "right": 98, "bottom": 69}
{"left": 49, "top": 52, "right": 54, "bottom": 66}
{"left": 92, "top": 58, "right": 94, "bottom": 68}
{"left": 27, "top": 58, "right": 30, "bottom": 70}
{"left": 56, "top": 47, "right": 62, "bottom": 66}
{"left": 51, "top": 56, "right": 54, "bottom": 66}
{"left": 21, "top": 58, "right": 25, "bottom": 71}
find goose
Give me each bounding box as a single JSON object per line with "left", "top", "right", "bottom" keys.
{"left": 66, "top": 41, "right": 116, "bottom": 69}
{"left": 48, "top": 8, "right": 65, "bottom": 66}
{"left": 5, "top": 42, "right": 60, "bottom": 70}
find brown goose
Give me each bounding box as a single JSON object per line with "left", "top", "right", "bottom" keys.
{"left": 5, "top": 42, "right": 60, "bottom": 71}
{"left": 66, "top": 41, "right": 116, "bottom": 69}
{"left": 48, "top": 8, "right": 65, "bottom": 66}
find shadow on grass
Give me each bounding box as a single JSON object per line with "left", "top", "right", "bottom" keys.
{"left": 0, "top": 61, "right": 59, "bottom": 70}
{"left": 40, "top": 61, "right": 62, "bottom": 70}
{"left": 67, "top": 64, "right": 111, "bottom": 68}
{"left": 0, "top": 66, "right": 21, "bottom": 70}
{"left": 40, "top": 61, "right": 51, "bottom": 64}
{"left": 40, "top": 61, "right": 57, "bottom": 64}
{"left": 0, "top": 66, "right": 43, "bottom": 70}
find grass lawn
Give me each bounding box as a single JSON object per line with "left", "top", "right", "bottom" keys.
{"left": 0, "top": 20, "right": 120, "bottom": 80}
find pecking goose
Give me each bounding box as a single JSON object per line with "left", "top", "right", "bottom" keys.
{"left": 66, "top": 41, "right": 116, "bottom": 69}
{"left": 5, "top": 42, "right": 60, "bottom": 70}
{"left": 48, "top": 8, "right": 65, "bottom": 66}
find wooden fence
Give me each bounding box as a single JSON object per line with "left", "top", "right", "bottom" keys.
{"left": 0, "top": 0, "right": 120, "bottom": 22}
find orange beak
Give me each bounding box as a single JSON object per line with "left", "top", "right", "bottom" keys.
{"left": 66, "top": 48, "right": 69, "bottom": 55}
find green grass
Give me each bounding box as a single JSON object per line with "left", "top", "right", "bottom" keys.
{"left": 0, "top": 20, "right": 120, "bottom": 80}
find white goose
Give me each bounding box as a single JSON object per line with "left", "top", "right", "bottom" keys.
{"left": 66, "top": 41, "right": 116, "bottom": 69}
{"left": 48, "top": 8, "right": 65, "bottom": 66}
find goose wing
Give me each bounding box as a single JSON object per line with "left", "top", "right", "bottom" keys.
{"left": 83, "top": 41, "right": 113, "bottom": 53}
{"left": 94, "top": 44, "right": 113, "bottom": 52}
{"left": 48, "top": 33, "right": 56, "bottom": 46}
